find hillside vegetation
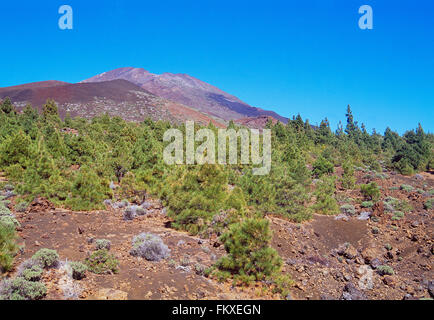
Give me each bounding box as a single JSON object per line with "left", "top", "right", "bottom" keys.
{"left": 0, "top": 98, "right": 433, "bottom": 292}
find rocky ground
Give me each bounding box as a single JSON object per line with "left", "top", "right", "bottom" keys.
{"left": 1, "top": 169, "right": 433, "bottom": 300}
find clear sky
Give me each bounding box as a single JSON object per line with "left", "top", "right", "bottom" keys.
{"left": 0, "top": 0, "right": 433, "bottom": 134}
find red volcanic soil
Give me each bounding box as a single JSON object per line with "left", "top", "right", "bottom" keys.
{"left": 235, "top": 115, "right": 279, "bottom": 129}
{"left": 0, "top": 81, "right": 69, "bottom": 93}
{"left": 3, "top": 169, "right": 433, "bottom": 300}
{"left": 0, "top": 80, "right": 225, "bottom": 126}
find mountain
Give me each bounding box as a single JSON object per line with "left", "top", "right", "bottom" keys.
{"left": 235, "top": 115, "right": 279, "bottom": 129}
{"left": 82, "top": 67, "right": 287, "bottom": 123}
{"left": 0, "top": 79, "right": 225, "bottom": 126}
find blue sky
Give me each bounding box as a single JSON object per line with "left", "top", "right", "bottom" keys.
{"left": 0, "top": 0, "right": 433, "bottom": 134}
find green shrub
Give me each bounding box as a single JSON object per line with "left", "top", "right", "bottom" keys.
{"left": 161, "top": 165, "right": 234, "bottom": 235}
{"left": 312, "top": 176, "right": 339, "bottom": 215}
{"left": 312, "top": 156, "right": 334, "bottom": 178}
{"left": 384, "top": 197, "right": 413, "bottom": 213}
{"left": 340, "top": 160, "right": 356, "bottom": 189}
{"left": 69, "top": 261, "right": 88, "bottom": 280}
{"left": 20, "top": 265, "right": 43, "bottom": 282}
{"left": 85, "top": 249, "right": 119, "bottom": 274}
{"left": 0, "top": 202, "right": 11, "bottom": 216}
{"left": 95, "top": 239, "right": 111, "bottom": 251}
{"left": 392, "top": 211, "right": 404, "bottom": 219}
{"left": 400, "top": 184, "right": 414, "bottom": 192}
{"left": 377, "top": 265, "right": 394, "bottom": 275}
{"left": 0, "top": 215, "right": 20, "bottom": 229}
{"left": 0, "top": 131, "right": 33, "bottom": 168}
{"left": 270, "top": 274, "right": 294, "bottom": 299}
{"left": 14, "top": 202, "right": 28, "bottom": 213}
{"left": 340, "top": 204, "right": 356, "bottom": 216}
{"left": 424, "top": 199, "right": 433, "bottom": 210}
{"left": 31, "top": 249, "right": 59, "bottom": 269}
{"left": 361, "top": 201, "right": 374, "bottom": 208}
{"left": 0, "top": 222, "right": 19, "bottom": 273}
{"left": 215, "top": 218, "right": 282, "bottom": 283}
{"left": 360, "top": 182, "right": 380, "bottom": 201}
{"left": 0, "top": 277, "right": 47, "bottom": 300}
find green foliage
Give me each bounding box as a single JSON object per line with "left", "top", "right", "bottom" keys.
{"left": 161, "top": 164, "right": 232, "bottom": 235}
{"left": 215, "top": 218, "right": 282, "bottom": 283}
{"left": 312, "top": 176, "right": 339, "bottom": 215}
{"left": 340, "top": 204, "right": 356, "bottom": 216}
{"left": 424, "top": 199, "right": 433, "bottom": 210}
{"left": 21, "top": 265, "right": 43, "bottom": 282}
{"left": 384, "top": 196, "right": 413, "bottom": 213}
{"left": 69, "top": 261, "right": 88, "bottom": 280}
{"left": 361, "top": 201, "right": 374, "bottom": 208}
{"left": 0, "top": 215, "right": 20, "bottom": 229}
{"left": 0, "top": 98, "right": 15, "bottom": 114}
{"left": 95, "top": 239, "right": 111, "bottom": 251}
{"left": 85, "top": 249, "right": 119, "bottom": 274}
{"left": 0, "top": 131, "right": 33, "bottom": 168}
{"left": 0, "top": 221, "right": 19, "bottom": 273}
{"left": 14, "top": 201, "right": 28, "bottom": 213}
{"left": 377, "top": 265, "right": 394, "bottom": 276}
{"left": 400, "top": 184, "right": 414, "bottom": 192}
{"left": 391, "top": 125, "right": 431, "bottom": 173}
{"left": 0, "top": 277, "right": 47, "bottom": 300}
{"left": 31, "top": 248, "right": 59, "bottom": 269}
{"left": 312, "top": 156, "right": 334, "bottom": 178}
{"left": 391, "top": 211, "right": 404, "bottom": 220}
{"left": 42, "top": 99, "right": 59, "bottom": 119}
{"left": 66, "top": 166, "right": 111, "bottom": 210}
{"left": 341, "top": 160, "right": 356, "bottom": 189}
{"left": 360, "top": 182, "right": 380, "bottom": 201}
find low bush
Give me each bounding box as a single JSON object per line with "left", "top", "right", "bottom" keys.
{"left": 123, "top": 207, "right": 136, "bottom": 221}
{"left": 69, "top": 261, "right": 88, "bottom": 280}
{"left": 384, "top": 197, "right": 413, "bottom": 213}
{"left": 340, "top": 204, "right": 356, "bottom": 216}
{"left": 85, "top": 249, "right": 119, "bottom": 274}
{"left": 20, "top": 265, "right": 43, "bottom": 282}
{"left": 361, "top": 201, "right": 374, "bottom": 208}
{"left": 194, "top": 263, "right": 206, "bottom": 276}
{"left": 400, "top": 184, "right": 414, "bottom": 192}
{"left": 392, "top": 211, "right": 404, "bottom": 220}
{"left": 95, "top": 239, "right": 111, "bottom": 251}
{"left": 32, "top": 248, "right": 59, "bottom": 269}
{"left": 360, "top": 182, "right": 380, "bottom": 201}
{"left": 0, "top": 215, "right": 20, "bottom": 229}
{"left": 424, "top": 199, "right": 433, "bottom": 210}
{"left": 130, "top": 233, "right": 170, "bottom": 261}
{"left": 0, "top": 277, "right": 47, "bottom": 300}
{"left": 377, "top": 265, "right": 394, "bottom": 276}
{"left": 14, "top": 202, "right": 28, "bottom": 213}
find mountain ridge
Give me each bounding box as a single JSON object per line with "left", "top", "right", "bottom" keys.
{"left": 82, "top": 67, "right": 288, "bottom": 123}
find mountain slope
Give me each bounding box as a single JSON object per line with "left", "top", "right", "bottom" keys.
{"left": 82, "top": 67, "right": 288, "bottom": 123}
{"left": 0, "top": 79, "right": 225, "bottom": 126}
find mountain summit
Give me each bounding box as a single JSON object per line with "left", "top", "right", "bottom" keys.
{"left": 82, "top": 67, "right": 287, "bottom": 123}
